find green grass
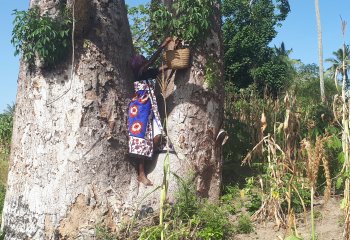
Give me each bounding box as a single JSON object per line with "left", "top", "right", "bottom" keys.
{"left": 138, "top": 178, "right": 233, "bottom": 240}
{"left": 0, "top": 153, "right": 9, "bottom": 187}
{"left": 0, "top": 150, "right": 9, "bottom": 226}
{"left": 235, "top": 214, "right": 254, "bottom": 234}
{"left": 0, "top": 184, "right": 5, "bottom": 217}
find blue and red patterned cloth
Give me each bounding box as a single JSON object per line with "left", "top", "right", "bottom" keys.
{"left": 128, "top": 90, "right": 152, "bottom": 138}
{"left": 128, "top": 79, "right": 163, "bottom": 158}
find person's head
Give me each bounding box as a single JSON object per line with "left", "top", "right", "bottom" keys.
{"left": 131, "top": 54, "right": 147, "bottom": 76}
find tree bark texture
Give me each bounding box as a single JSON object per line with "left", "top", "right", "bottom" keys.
{"left": 0, "top": 0, "right": 169, "bottom": 239}
{"left": 160, "top": 0, "right": 225, "bottom": 199}
{"left": 1, "top": 0, "right": 224, "bottom": 238}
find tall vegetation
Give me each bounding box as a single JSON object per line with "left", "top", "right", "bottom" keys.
{"left": 0, "top": 105, "right": 14, "bottom": 154}
{"left": 0, "top": 104, "right": 14, "bottom": 224}
{"left": 338, "top": 19, "right": 350, "bottom": 239}
{"left": 126, "top": 0, "right": 350, "bottom": 238}
{"left": 4, "top": 0, "right": 350, "bottom": 238}
{"left": 222, "top": 0, "right": 291, "bottom": 94}
{"left": 314, "top": 0, "right": 325, "bottom": 102}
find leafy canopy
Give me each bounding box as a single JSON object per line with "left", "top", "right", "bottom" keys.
{"left": 128, "top": 0, "right": 215, "bottom": 54}
{"left": 128, "top": 4, "right": 156, "bottom": 56}
{"left": 150, "top": 0, "right": 214, "bottom": 45}
{"left": 223, "top": 0, "right": 291, "bottom": 93}
{"left": 11, "top": 7, "right": 72, "bottom": 67}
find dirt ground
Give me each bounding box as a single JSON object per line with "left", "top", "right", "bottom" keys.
{"left": 233, "top": 196, "right": 344, "bottom": 240}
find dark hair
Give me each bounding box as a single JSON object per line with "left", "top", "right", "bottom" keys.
{"left": 131, "top": 55, "right": 147, "bottom": 75}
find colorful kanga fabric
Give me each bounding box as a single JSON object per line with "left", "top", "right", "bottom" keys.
{"left": 128, "top": 79, "right": 163, "bottom": 158}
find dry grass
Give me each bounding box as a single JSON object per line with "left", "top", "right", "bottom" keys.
{"left": 242, "top": 94, "right": 304, "bottom": 230}
{"left": 303, "top": 136, "right": 330, "bottom": 190}
{"left": 240, "top": 92, "right": 337, "bottom": 238}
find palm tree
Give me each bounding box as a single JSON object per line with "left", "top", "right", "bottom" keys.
{"left": 274, "top": 42, "right": 292, "bottom": 56}
{"left": 2, "top": 103, "right": 15, "bottom": 116}
{"left": 274, "top": 42, "right": 300, "bottom": 77}
{"left": 325, "top": 45, "right": 350, "bottom": 84}
{"left": 314, "top": 0, "right": 325, "bottom": 102}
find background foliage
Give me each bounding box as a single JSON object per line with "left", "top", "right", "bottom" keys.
{"left": 4, "top": 0, "right": 350, "bottom": 238}
{"left": 222, "top": 0, "right": 291, "bottom": 94}
{"left": 0, "top": 104, "right": 13, "bottom": 225}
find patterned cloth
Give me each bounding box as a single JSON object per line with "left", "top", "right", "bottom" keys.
{"left": 128, "top": 79, "right": 163, "bottom": 158}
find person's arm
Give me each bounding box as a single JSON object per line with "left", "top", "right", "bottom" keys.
{"left": 138, "top": 37, "right": 172, "bottom": 76}
{"left": 139, "top": 68, "right": 159, "bottom": 80}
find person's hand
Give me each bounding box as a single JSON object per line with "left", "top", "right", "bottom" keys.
{"left": 159, "top": 64, "right": 169, "bottom": 72}
{"left": 161, "top": 37, "right": 173, "bottom": 47}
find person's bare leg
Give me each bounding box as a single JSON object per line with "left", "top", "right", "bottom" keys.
{"left": 137, "top": 159, "right": 153, "bottom": 186}
{"left": 153, "top": 134, "right": 161, "bottom": 151}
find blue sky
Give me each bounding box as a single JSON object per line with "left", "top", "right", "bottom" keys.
{"left": 1, "top": 0, "right": 350, "bottom": 112}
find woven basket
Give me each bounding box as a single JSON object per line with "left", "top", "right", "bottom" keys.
{"left": 163, "top": 48, "right": 190, "bottom": 70}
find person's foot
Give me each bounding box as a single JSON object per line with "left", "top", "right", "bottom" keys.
{"left": 137, "top": 175, "right": 153, "bottom": 186}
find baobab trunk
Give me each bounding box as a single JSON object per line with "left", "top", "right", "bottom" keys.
{"left": 160, "top": 0, "right": 225, "bottom": 199}
{"left": 1, "top": 0, "right": 144, "bottom": 239}
{"left": 2, "top": 0, "right": 224, "bottom": 238}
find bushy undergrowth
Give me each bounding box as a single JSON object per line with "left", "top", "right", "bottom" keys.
{"left": 0, "top": 184, "right": 6, "bottom": 218}
{"left": 0, "top": 114, "right": 12, "bottom": 155}
{"left": 0, "top": 157, "right": 8, "bottom": 225}
{"left": 95, "top": 180, "right": 250, "bottom": 239}
{"left": 0, "top": 157, "right": 9, "bottom": 187}
{"left": 0, "top": 106, "right": 13, "bottom": 225}
{"left": 223, "top": 79, "right": 342, "bottom": 230}
{"left": 138, "top": 180, "right": 233, "bottom": 240}
{"left": 236, "top": 214, "right": 254, "bottom": 234}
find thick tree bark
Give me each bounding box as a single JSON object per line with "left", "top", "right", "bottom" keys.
{"left": 160, "top": 1, "right": 225, "bottom": 199}
{"left": 0, "top": 0, "right": 171, "bottom": 239}
{"left": 1, "top": 0, "right": 224, "bottom": 238}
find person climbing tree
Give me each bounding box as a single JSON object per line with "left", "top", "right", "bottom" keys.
{"left": 129, "top": 37, "right": 172, "bottom": 186}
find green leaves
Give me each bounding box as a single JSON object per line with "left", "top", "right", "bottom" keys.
{"left": 223, "top": 0, "right": 291, "bottom": 92}
{"left": 128, "top": 4, "right": 157, "bottom": 56}
{"left": 204, "top": 57, "right": 220, "bottom": 89}
{"left": 11, "top": 6, "right": 73, "bottom": 67}
{"left": 0, "top": 105, "right": 14, "bottom": 156}
{"left": 150, "top": 0, "right": 214, "bottom": 45}
{"left": 128, "top": 1, "right": 215, "bottom": 54}
{"left": 0, "top": 114, "right": 13, "bottom": 146}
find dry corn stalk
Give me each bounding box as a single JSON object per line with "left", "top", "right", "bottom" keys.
{"left": 302, "top": 136, "right": 331, "bottom": 201}
{"left": 340, "top": 18, "right": 350, "bottom": 240}
{"left": 246, "top": 134, "right": 287, "bottom": 227}
{"left": 322, "top": 154, "right": 331, "bottom": 201}
{"left": 242, "top": 93, "right": 304, "bottom": 229}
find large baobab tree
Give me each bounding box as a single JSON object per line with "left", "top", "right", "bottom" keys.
{"left": 1, "top": 0, "right": 224, "bottom": 238}
{"left": 2, "top": 0, "right": 137, "bottom": 238}
{"left": 155, "top": 0, "right": 225, "bottom": 198}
